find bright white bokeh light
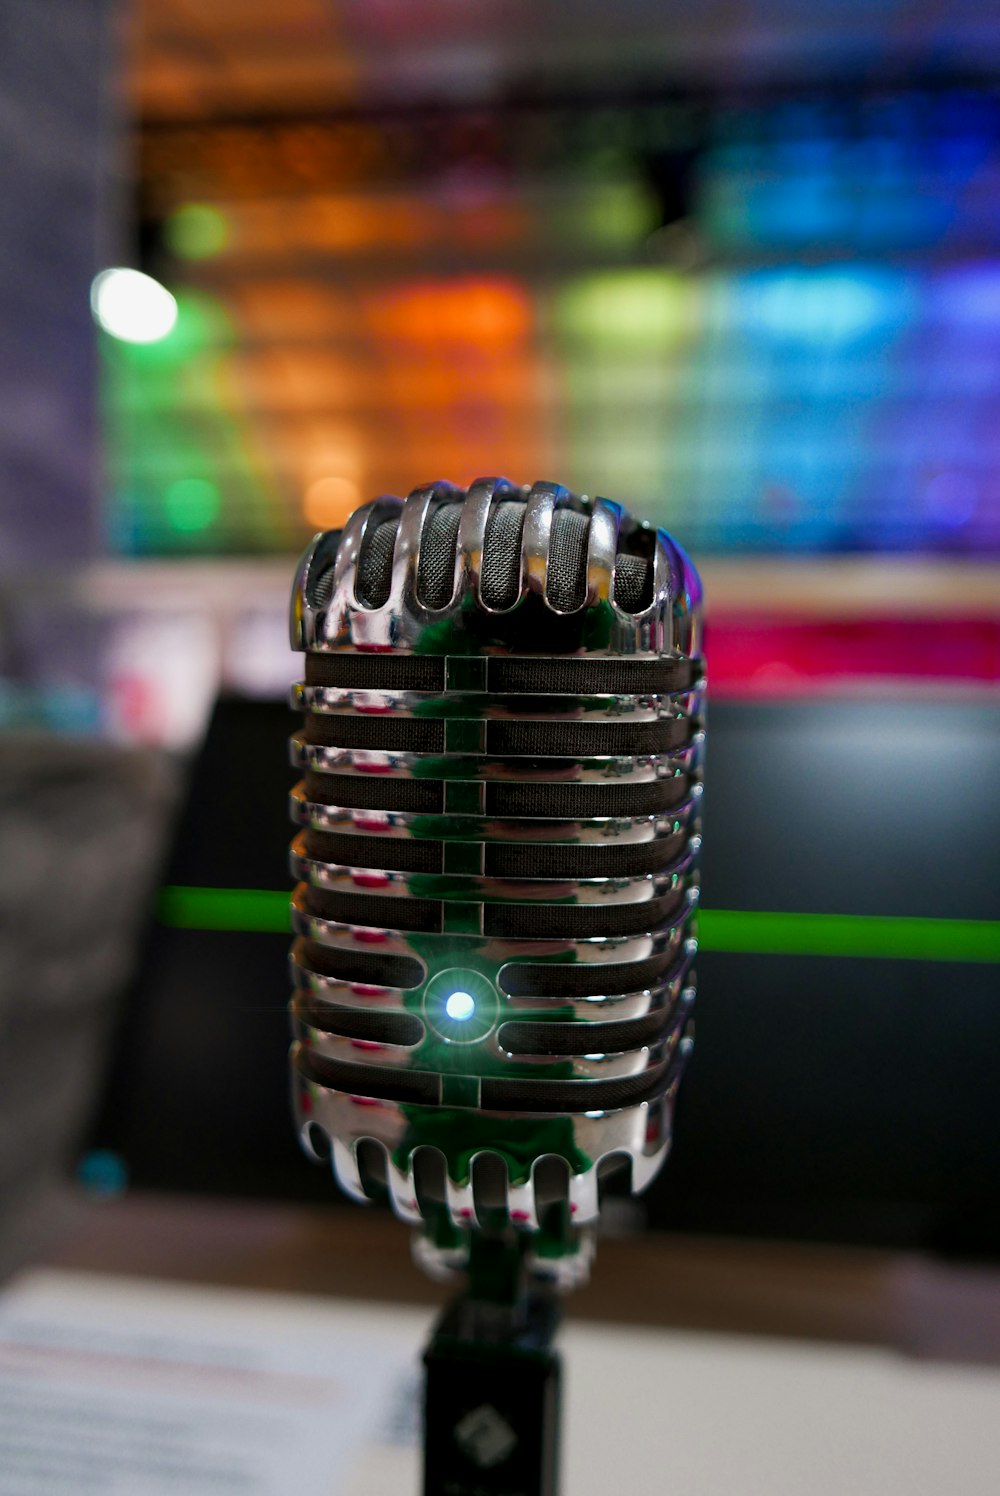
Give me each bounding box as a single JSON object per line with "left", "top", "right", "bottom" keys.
{"left": 445, "top": 991, "right": 476, "bottom": 1022}
{"left": 90, "top": 268, "right": 178, "bottom": 343}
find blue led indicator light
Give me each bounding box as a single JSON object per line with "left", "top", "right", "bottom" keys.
{"left": 445, "top": 991, "right": 476, "bottom": 1022}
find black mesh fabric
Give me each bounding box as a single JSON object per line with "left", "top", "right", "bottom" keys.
{"left": 488, "top": 657, "right": 693, "bottom": 694}
{"left": 499, "top": 1006, "right": 679, "bottom": 1056}
{"left": 485, "top": 887, "right": 685, "bottom": 939}
{"left": 480, "top": 1060, "right": 673, "bottom": 1112}
{"left": 305, "top": 654, "right": 445, "bottom": 690}
{"left": 417, "top": 502, "right": 463, "bottom": 607}
{"left": 499, "top": 949, "right": 681, "bottom": 998}
{"left": 304, "top": 827, "right": 684, "bottom": 886}
{"left": 615, "top": 553, "right": 650, "bottom": 612}
{"left": 304, "top": 714, "right": 690, "bottom": 757}
{"left": 356, "top": 517, "right": 400, "bottom": 607}
{"left": 304, "top": 885, "right": 441, "bottom": 932}
{"left": 305, "top": 653, "right": 694, "bottom": 694}
{"left": 302, "top": 772, "right": 443, "bottom": 812}
{"left": 304, "top": 828, "right": 441, "bottom": 874}
{"left": 301, "top": 773, "right": 687, "bottom": 819}
{"left": 485, "top": 776, "right": 688, "bottom": 817}
{"left": 309, "top": 551, "right": 340, "bottom": 607}
{"left": 546, "top": 507, "right": 589, "bottom": 610}
{"left": 302, "top": 715, "right": 444, "bottom": 752}
{"left": 298, "top": 998, "right": 424, "bottom": 1046}
{"left": 294, "top": 938, "right": 424, "bottom": 989}
{"left": 485, "top": 832, "right": 683, "bottom": 879}
{"left": 299, "top": 1050, "right": 440, "bottom": 1105}
{"left": 480, "top": 501, "right": 526, "bottom": 607}
{"left": 304, "top": 883, "right": 686, "bottom": 939}
{"left": 487, "top": 717, "right": 690, "bottom": 757}
{"left": 300, "top": 1042, "right": 679, "bottom": 1112}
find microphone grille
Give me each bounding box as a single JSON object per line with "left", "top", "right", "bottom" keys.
{"left": 288, "top": 477, "right": 704, "bottom": 1284}
{"left": 354, "top": 494, "right": 652, "bottom": 614}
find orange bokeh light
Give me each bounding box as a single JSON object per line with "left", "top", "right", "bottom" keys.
{"left": 303, "top": 474, "right": 361, "bottom": 529}
{"left": 366, "top": 277, "right": 533, "bottom": 346}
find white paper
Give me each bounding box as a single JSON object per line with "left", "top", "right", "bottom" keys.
{"left": 0, "top": 1271, "right": 427, "bottom": 1496}
{"left": 4, "top": 1266, "right": 1000, "bottom": 1496}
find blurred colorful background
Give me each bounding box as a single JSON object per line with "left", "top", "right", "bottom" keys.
{"left": 1, "top": 0, "right": 990, "bottom": 746}
{"left": 4, "top": 11, "right": 1000, "bottom": 1459}
{"left": 114, "top": 76, "right": 1000, "bottom": 561}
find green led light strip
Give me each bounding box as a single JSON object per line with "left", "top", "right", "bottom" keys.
{"left": 159, "top": 885, "right": 291, "bottom": 933}
{"left": 699, "top": 908, "right": 1000, "bottom": 963}
{"left": 157, "top": 885, "right": 1000, "bottom": 964}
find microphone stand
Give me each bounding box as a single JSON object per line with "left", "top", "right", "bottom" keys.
{"left": 422, "top": 1232, "right": 562, "bottom": 1496}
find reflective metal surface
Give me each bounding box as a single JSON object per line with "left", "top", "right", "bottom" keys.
{"left": 289, "top": 477, "right": 704, "bottom": 1284}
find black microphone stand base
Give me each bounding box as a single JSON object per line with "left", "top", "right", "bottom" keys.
{"left": 422, "top": 1235, "right": 562, "bottom": 1496}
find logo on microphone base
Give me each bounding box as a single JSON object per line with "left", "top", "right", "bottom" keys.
{"left": 453, "top": 1403, "right": 518, "bottom": 1469}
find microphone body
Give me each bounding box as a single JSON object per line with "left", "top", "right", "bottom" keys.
{"left": 289, "top": 478, "right": 703, "bottom": 1284}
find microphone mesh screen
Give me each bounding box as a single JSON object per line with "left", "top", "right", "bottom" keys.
{"left": 304, "top": 652, "right": 693, "bottom": 694}
{"left": 615, "top": 553, "right": 650, "bottom": 612}
{"left": 302, "top": 883, "right": 686, "bottom": 938}
{"left": 484, "top": 777, "right": 688, "bottom": 818}
{"left": 300, "top": 772, "right": 689, "bottom": 819}
{"left": 304, "top": 654, "right": 445, "bottom": 690}
{"left": 499, "top": 950, "right": 678, "bottom": 998}
{"left": 480, "top": 501, "right": 526, "bottom": 608}
{"left": 296, "top": 939, "right": 424, "bottom": 990}
{"left": 484, "top": 833, "right": 683, "bottom": 879}
{"left": 305, "top": 886, "right": 443, "bottom": 932}
{"left": 546, "top": 507, "right": 589, "bottom": 610}
{"left": 305, "top": 828, "right": 442, "bottom": 874}
{"left": 499, "top": 1007, "right": 677, "bottom": 1056}
{"left": 480, "top": 1064, "right": 672, "bottom": 1112}
{"left": 356, "top": 516, "right": 400, "bottom": 607}
{"left": 292, "top": 483, "right": 702, "bottom": 1128}
{"left": 303, "top": 715, "right": 444, "bottom": 752}
{"left": 352, "top": 495, "right": 652, "bottom": 612}
{"left": 484, "top": 888, "right": 685, "bottom": 939}
{"left": 417, "top": 503, "right": 463, "bottom": 608}
{"left": 302, "top": 828, "right": 685, "bottom": 879}
{"left": 302, "top": 772, "right": 443, "bottom": 813}
{"left": 300, "top": 1001, "right": 424, "bottom": 1046}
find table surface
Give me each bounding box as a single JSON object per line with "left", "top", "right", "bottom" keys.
{"left": 35, "top": 1190, "right": 1000, "bottom": 1366}
{"left": 3, "top": 1193, "right": 999, "bottom": 1495}
{"left": 5, "top": 1256, "right": 1000, "bottom": 1496}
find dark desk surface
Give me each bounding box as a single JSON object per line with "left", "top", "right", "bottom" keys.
{"left": 37, "top": 1191, "right": 1000, "bottom": 1367}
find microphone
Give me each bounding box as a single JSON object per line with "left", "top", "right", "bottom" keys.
{"left": 288, "top": 477, "right": 704, "bottom": 1286}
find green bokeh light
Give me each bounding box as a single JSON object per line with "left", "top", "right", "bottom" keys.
{"left": 554, "top": 270, "right": 699, "bottom": 350}
{"left": 166, "top": 203, "right": 230, "bottom": 259}
{"left": 565, "top": 181, "right": 659, "bottom": 248}
{"left": 163, "top": 477, "right": 220, "bottom": 532}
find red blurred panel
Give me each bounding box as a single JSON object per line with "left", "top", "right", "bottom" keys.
{"left": 707, "top": 616, "right": 1000, "bottom": 696}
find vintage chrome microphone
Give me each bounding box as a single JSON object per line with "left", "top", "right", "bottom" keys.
{"left": 288, "top": 477, "right": 704, "bottom": 1288}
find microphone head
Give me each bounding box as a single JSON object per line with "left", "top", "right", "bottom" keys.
{"left": 288, "top": 478, "right": 704, "bottom": 1286}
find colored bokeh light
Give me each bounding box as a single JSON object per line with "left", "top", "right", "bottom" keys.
{"left": 92, "top": 268, "right": 178, "bottom": 344}
{"left": 166, "top": 203, "right": 230, "bottom": 260}
{"left": 302, "top": 475, "right": 362, "bottom": 529}
{"left": 728, "top": 268, "right": 912, "bottom": 345}
{"left": 163, "top": 478, "right": 221, "bottom": 532}
{"left": 104, "top": 84, "right": 1000, "bottom": 557}
{"left": 554, "top": 271, "right": 698, "bottom": 349}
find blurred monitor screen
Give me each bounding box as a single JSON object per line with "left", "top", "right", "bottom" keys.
{"left": 89, "top": 693, "right": 1000, "bottom": 1257}
{"left": 109, "top": 82, "right": 1000, "bottom": 558}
